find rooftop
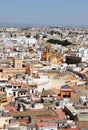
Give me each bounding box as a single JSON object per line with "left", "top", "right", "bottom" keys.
{"left": 10, "top": 109, "right": 58, "bottom": 118}
{"left": 36, "top": 122, "right": 57, "bottom": 127}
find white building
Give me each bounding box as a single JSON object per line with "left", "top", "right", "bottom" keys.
{"left": 24, "top": 36, "right": 37, "bottom": 46}
{"left": 29, "top": 75, "right": 50, "bottom": 92}
{"left": 79, "top": 47, "right": 88, "bottom": 62}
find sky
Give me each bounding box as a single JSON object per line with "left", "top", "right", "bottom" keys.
{"left": 0, "top": 0, "right": 88, "bottom": 27}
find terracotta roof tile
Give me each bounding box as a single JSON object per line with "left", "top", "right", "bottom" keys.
{"left": 41, "top": 89, "right": 60, "bottom": 97}
{"left": 5, "top": 105, "right": 17, "bottom": 112}
{"left": 77, "top": 121, "right": 88, "bottom": 128}
{"left": 55, "top": 108, "right": 66, "bottom": 120}
{"left": 10, "top": 109, "right": 58, "bottom": 119}
{"left": 36, "top": 122, "right": 57, "bottom": 127}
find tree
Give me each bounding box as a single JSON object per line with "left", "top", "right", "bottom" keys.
{"left": 47, "top": 39, "right": 72, "bottom": 46}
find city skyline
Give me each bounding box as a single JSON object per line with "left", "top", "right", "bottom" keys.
{"left": 0, "top": 0, "right": 88, "bottom": 27}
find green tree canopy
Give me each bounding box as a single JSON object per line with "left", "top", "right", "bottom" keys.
{"left": 47, "top": 39, "right": 72, "bottom": 46}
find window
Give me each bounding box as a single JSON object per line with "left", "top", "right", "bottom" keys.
{"left": 13, "top": 92, "right": 16, "bottom": 96}
{"left": 18, "top": 86, "right": 21, "bottom": 88}
{"left": 9, "top": 93, "right": 11, "bottom": 95}
{"left": 13, "top": 86, "right": 16, "bottom": 89}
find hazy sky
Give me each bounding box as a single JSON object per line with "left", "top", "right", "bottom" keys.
{"left": 0, "top": 0, "right": 88, "bottom": 27}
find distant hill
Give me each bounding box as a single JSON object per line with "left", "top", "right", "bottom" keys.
{"left": 0, "top": 22, "right": 52, "bottom": 28}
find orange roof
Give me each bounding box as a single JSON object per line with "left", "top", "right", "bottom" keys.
{"left": 8, "top": 79, "right": 21, "bottom": 86}
{"left": 55, "top": 108, "right": 66, "bottom": 120}
{"left": 5, "top": 105, "right": 17, "bottom": 112}
{"left": 36, "top": 122, "right": 57, "bottom": 127}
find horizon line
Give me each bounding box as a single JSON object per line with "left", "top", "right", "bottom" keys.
{"left": 0, "top": 22, "right": 88, "bottom": 28}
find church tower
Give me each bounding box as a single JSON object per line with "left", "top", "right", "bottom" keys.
{"left": 13, "top": 58, "right": 22, "bottom": 68}
{"left": 45, "top": 44, "right": 51, "bottom": 61}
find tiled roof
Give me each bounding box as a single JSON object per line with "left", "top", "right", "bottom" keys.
{"left": 22, "top": 82, "right": 30, "bottom": 88}
{"left": 18, "top": 88, "right": 28, "bottom": 93}
{"left": 11, "top": 119, "right": 29, "bottom": 125}
{"left": 8, "top": 79, "right": 22, "bottom": 86}
{"left": 36, "top": 122, "right": 57, "bottom": 127}
{"left": 71, "top": 93, "right": 87, "bottom": 102}
{"left": 0, "top": 92, "right": 7, "bottom": 101}
{"left": 61, "top": 84, "right": 72, "bottom": 90}
{"left": 5, "top": 105, "right": 17, "bottom": 112}
{"left": 41, "top": 89, "right": 60, "bottom": 97}
{"left": 7, "top": 128, "right": 20, "bottom": 130}
{"left": 55, "top": 108, "right": 66, "bottom": 120}
{"left": 77, "top": 121, "right": 88, "bottom": 128}
{"left": 10, "top": 109, "right": 58, "bottom": 118}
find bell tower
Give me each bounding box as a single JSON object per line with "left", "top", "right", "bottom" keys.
{"left": 45, "top": 44, "right": 51, "bottom": 61}
{"left": 13, "top": 58, "right": 22, "bottom": 68}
